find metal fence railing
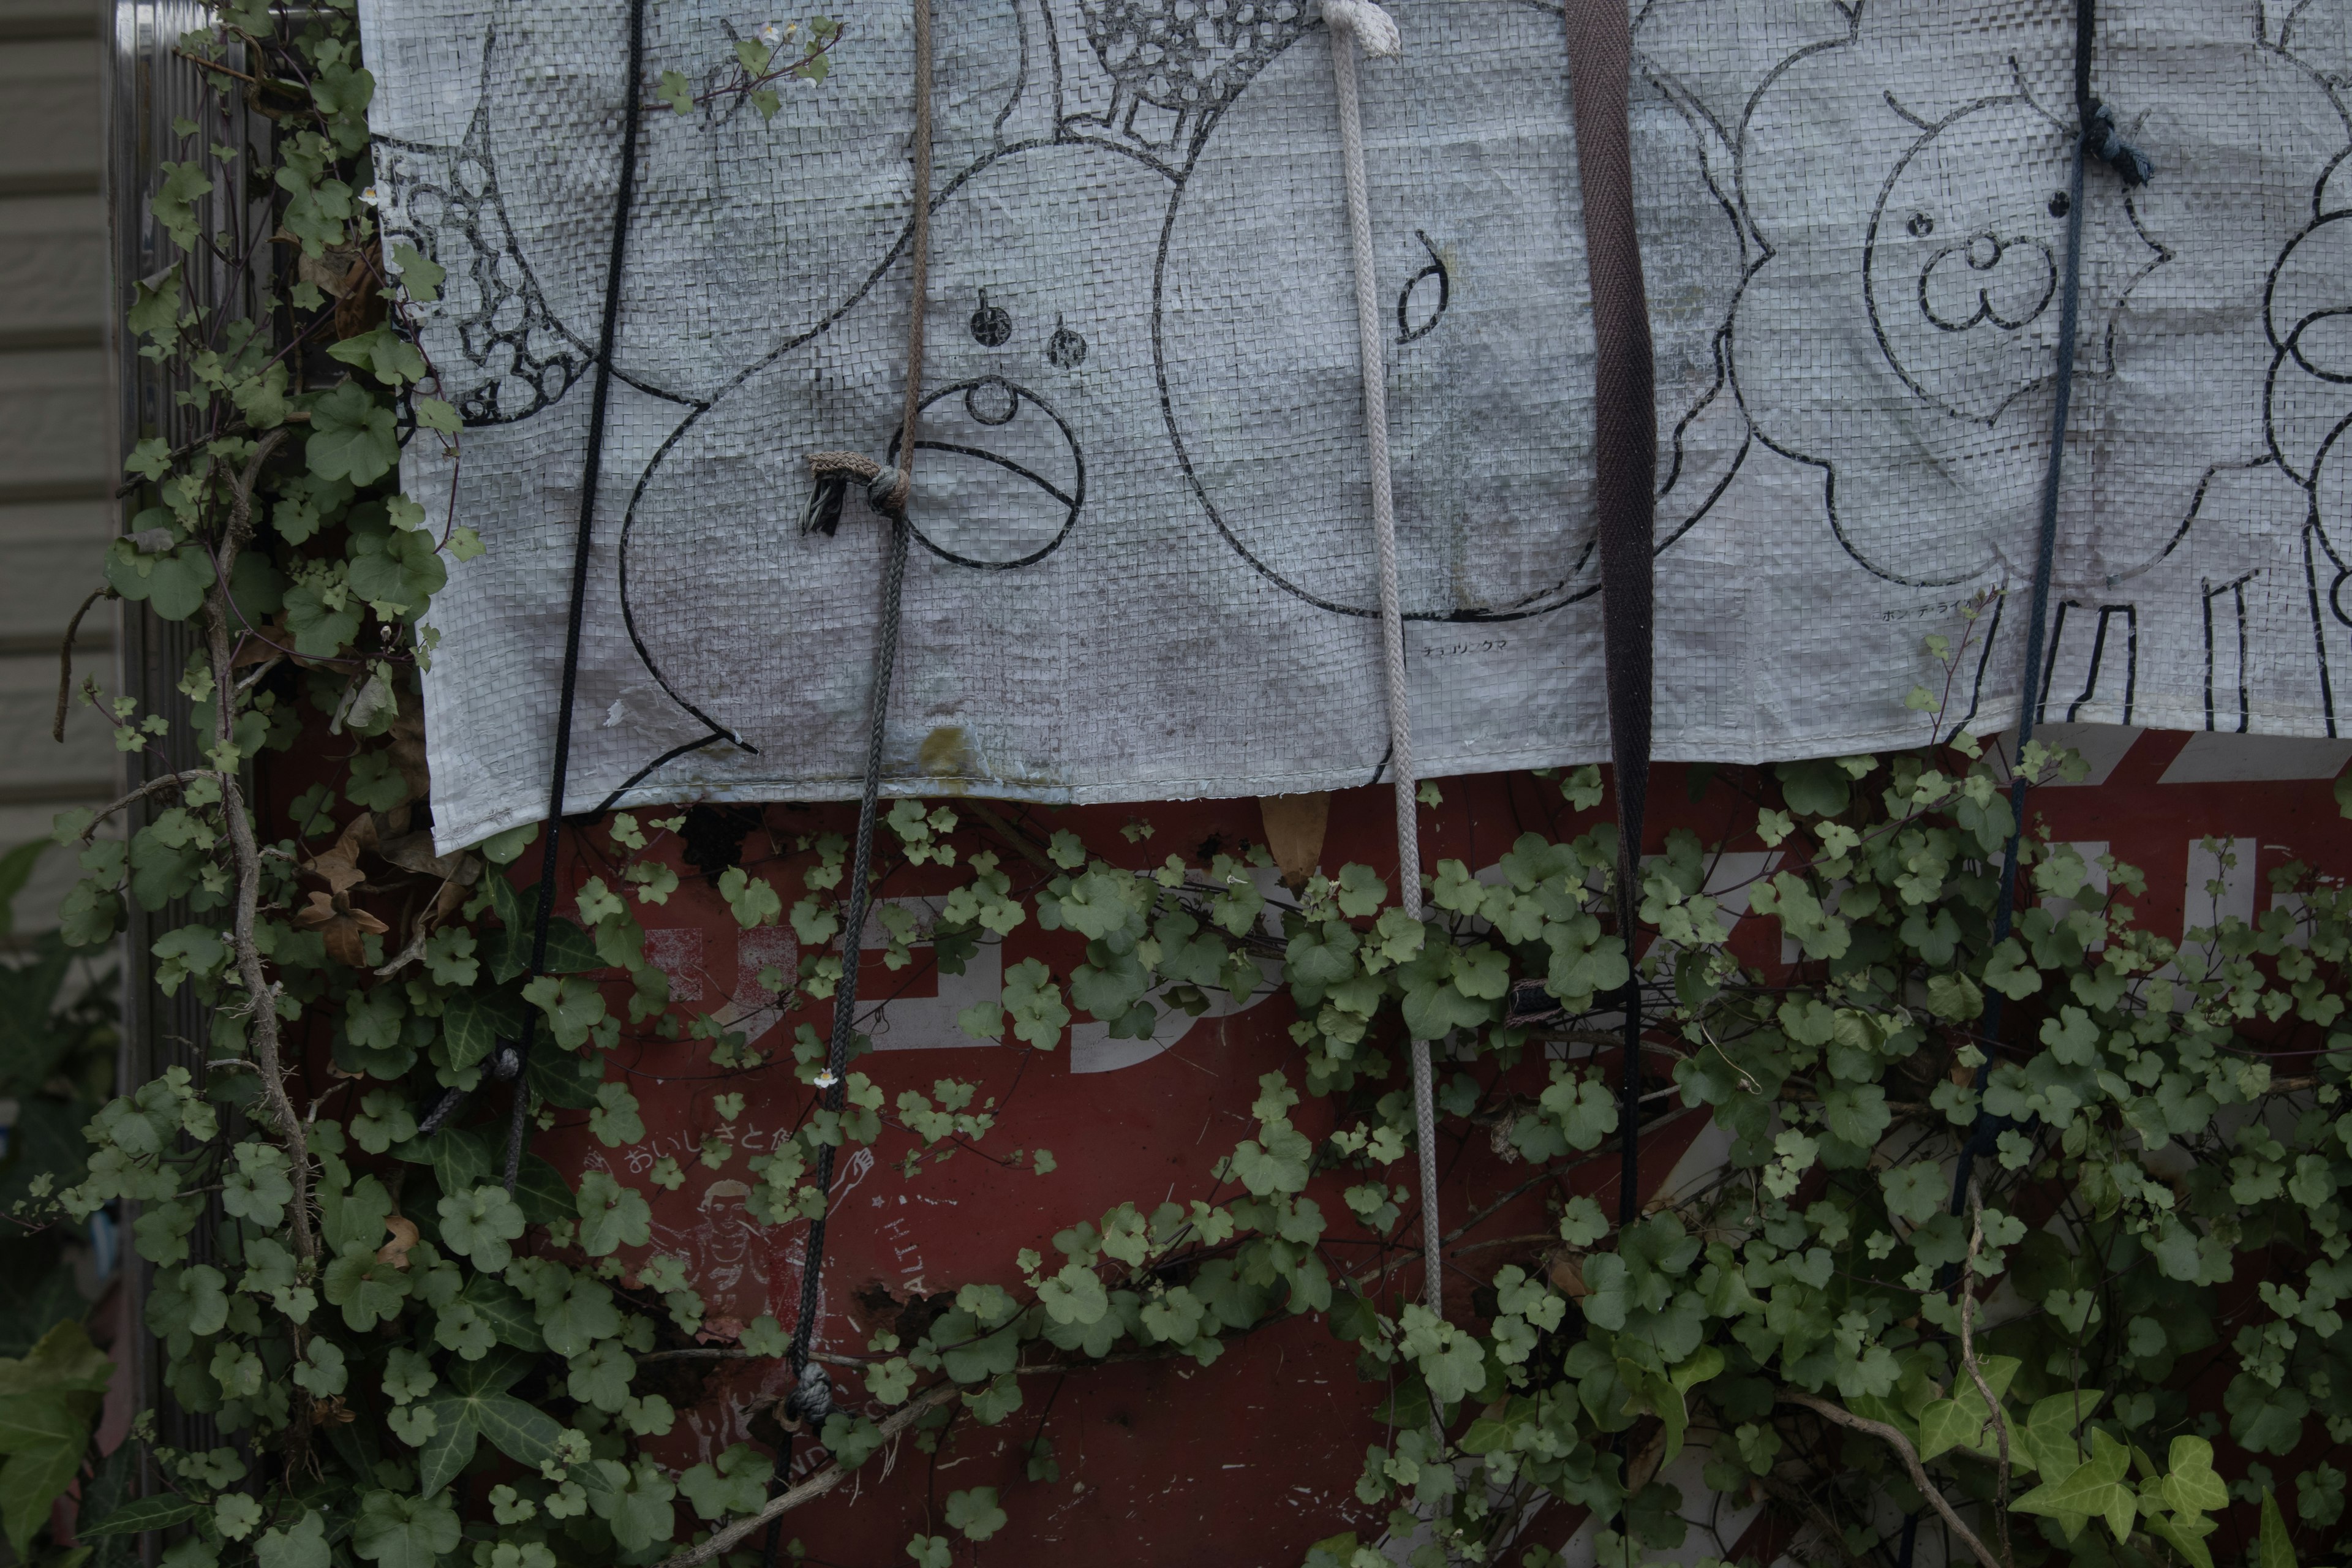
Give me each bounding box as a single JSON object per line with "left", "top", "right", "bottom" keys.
{"left": 102, "top": 0, "right": 268, "bottom": 1463}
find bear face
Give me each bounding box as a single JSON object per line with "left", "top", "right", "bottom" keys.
{"left": 1153, "top": 0, "right": 1743, "bottom": 622}
{"left": 1864, "top": 97, "right": 2092, "bottom": 427}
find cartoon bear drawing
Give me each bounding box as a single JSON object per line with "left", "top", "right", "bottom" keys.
{"left": 1733, "top": 0, "right": 2349, "bottom": 731}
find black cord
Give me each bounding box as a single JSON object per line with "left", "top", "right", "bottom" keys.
{"left": 757, "top": 1433, "right": 794, "bottom": 1568}
{"left": 1902, "top": 9, "right": 2146, "bottom": 1557}
{"left": 1943, "top": 0, "right": 2144, "bottom": 1229}
{"left": 1619, "top": 974, "right": 1643, "bottom": 1228}
{"left": 502, "top": 0, "right": 651, "bottom": 1192}
{"left": 785, "top": 518, "right": 912, "bottom": 1418}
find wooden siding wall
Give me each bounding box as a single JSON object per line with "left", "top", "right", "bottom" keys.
{"left": 0, "top": 0, "right": 115, "bottom": 934}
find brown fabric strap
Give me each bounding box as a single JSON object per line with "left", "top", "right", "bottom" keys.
{"left": 1561, "top": 0, "right": 1656, "bottom": 1225}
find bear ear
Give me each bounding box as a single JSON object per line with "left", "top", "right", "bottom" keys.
{"left": 993, "top": 0, "right": 1076, "bottom": 144}
{"left": 1883, "top": 87, "right": 1936, "bottom": 132}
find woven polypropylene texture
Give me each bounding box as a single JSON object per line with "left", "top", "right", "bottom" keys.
{"left": 353, "top": 0, "right": 2352, "bottom": 853}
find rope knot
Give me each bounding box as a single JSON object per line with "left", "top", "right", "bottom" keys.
{"left": 782, "top": 1356, "right": 834, "bottom": 1428}
{"left": 2087, "top": 102, "right": 2153, "bottom": 187}
{"left": 801, "top": 451, "right": 906, "bottom": 536}
{"left": 1321, "top": 0, "right": 1400, "bottom": 58}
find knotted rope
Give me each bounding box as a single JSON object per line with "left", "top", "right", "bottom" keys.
{"left": 1322, "top": 0, "right": 1442, "bottom": 1322}
{"left": 801, "top": 451, "right": 907, "bottom": 537}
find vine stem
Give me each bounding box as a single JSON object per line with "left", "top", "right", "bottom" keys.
{"left": 70, "top": 770, "right": 215, "bottom": 840}
{"left": 52, "top": 586, "right": 118, "bottom": 742}
{"left": 1776, "top": 1390, "right": 2001, "bottom": 1568}
{"left": 1959, "top": 1183, "right": 2018, "bottom": 1568}
{"left": 200, "top": 428, "right": 317, "bottom": 1264}
{"left": 653, "top": 1338, "right": 1253, "bottom": 1568}
{"left": 653, "top": 1376, "right": 959, "bottom": 1568}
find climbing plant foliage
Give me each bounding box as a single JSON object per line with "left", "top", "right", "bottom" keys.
{"left": 27, "top": 1, "right": 2352, "bottom": 1564}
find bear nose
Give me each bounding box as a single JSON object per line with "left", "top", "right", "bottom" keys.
{"left": 1920, "top": 232, "right": 2057, "bottom": 333}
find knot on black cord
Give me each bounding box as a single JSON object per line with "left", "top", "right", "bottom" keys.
{"left": 801, "top": 451, "right": 903, "bottom": 536}
{"left": 413, "top": 1039, "right": 526, "bottom": 1140}
{"left": 782, "top": 1356, "right": 834, "bottom": 1428}
{"left": 2087, "top": 102, "right": 2153, "bottom": 186}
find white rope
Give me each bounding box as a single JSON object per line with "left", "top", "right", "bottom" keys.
{"left": 1322, "top": 0, "right": 1440, "bottom": 1321}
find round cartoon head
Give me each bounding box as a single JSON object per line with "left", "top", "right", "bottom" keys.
{"left": 1154, "top": 0, "right": 1741, "bottom": 621}
{"left": 418, "top": 0, "right": 1036, "bottom": 407}
{"left": 1865, "top": 97, "right": 2127, "bottom": 427}
{"left": 2267, "top": 207, "right": 2352, "bottom": 494}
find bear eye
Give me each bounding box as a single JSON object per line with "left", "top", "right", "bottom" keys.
{"left": 1907, "top": 212, "right": 1934, "bottom": 238}
{"left": 1047, "top": 314, "right": 1087, "bottom": 369}
{"left": 2048, "top": 190, "right": 2071, "bottom": 218}
{"left": 1396, "top": 230, "right": 1450, "bottom": 345}
{"left": 970, "top": 290, "right": 1012, "bottom": 347}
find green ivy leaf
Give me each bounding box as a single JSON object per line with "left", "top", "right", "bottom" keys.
{"left": 1983, "top": 938, "right": 2043, "bottom": 1000}
{"left": 1227, "top": 1120, "right": 1312, "bottom": 1196}
{"left": 1537, "top": 1068, "right": 1619, "bottom": 1152}
{"left": 439, "top": 1185, "right": 527, "bottom": 1272}
{"left": 2160, "top": 1434, "right": 2228, "bottom": 1515}
{"left": 77, "top": 1494, "right": 208, "bottom": 1540}
{"left": 350, "top": 1490, "right": 461, "bottom": 1568}
{"left": 944, "top": 1487, "right": 1007, "bottom": 1542}
{"left": 322, "top": 1243, "right": 410, "bottom": 1331}
{"left": 1775, "top": 758, "right": 1851, "bottom": 818}
{"left": 0, "top": 1390, "right": 94, "bottom": 1556}
{"left": 306, "top": 380, "right": 400, "bottom": 486}
{"left": 575, "top": 1170, "right": 652, "bottom": 1257}
{"left": 522, "top": 973, "right": 608, "bottom": 1051}
{"left": 1038, "top": 1263, "right": 1109, "bottom": 1326}
{"left": 2259, "top": 1488, "right": 2301, "bottom": 1568}
{"left": 347, "top": 518, "right": 448, "bottom": 617}
{"left": 1001, "top": 958, "right": 1069, "bottom": 1049}
{"left": 680, "top": 1443, "right": 772, "bottom": 1521}
{"left": 325, "top": 323, "right": 428, "bottom": 386}
{"left": 254, "top": 1510, "right": 331, "bottom": 1568}
{"left": 589, "top": 1458, "right": 676, "bottom": 1551}
{"left": 2011, "top": 1428, "right": 2135, "bottom": 1543}
{"left": 388, "top": 242, "right": 444, "bottom": 303}
{"left": 105, "top": 539, "right": 216, "bottom": 622}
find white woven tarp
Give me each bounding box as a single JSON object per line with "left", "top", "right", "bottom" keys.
{"left": 355, "top": 0, "right": 2352, "bottom": 852}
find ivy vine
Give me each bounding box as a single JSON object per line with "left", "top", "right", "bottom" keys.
{"left": 20, "top": 2, "right": 2352, "bottom": 1566}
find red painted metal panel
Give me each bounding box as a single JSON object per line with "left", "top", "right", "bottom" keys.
{"left": 513, "top": 728, "right": 2346, "bottom": 1564}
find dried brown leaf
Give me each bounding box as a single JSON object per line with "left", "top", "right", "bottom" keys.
{"left": 377, "top": 1213, "right": 420, "bottom": 1270}
{"left": 1257, "top": 791, "right": 1330, "bottom": 889}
